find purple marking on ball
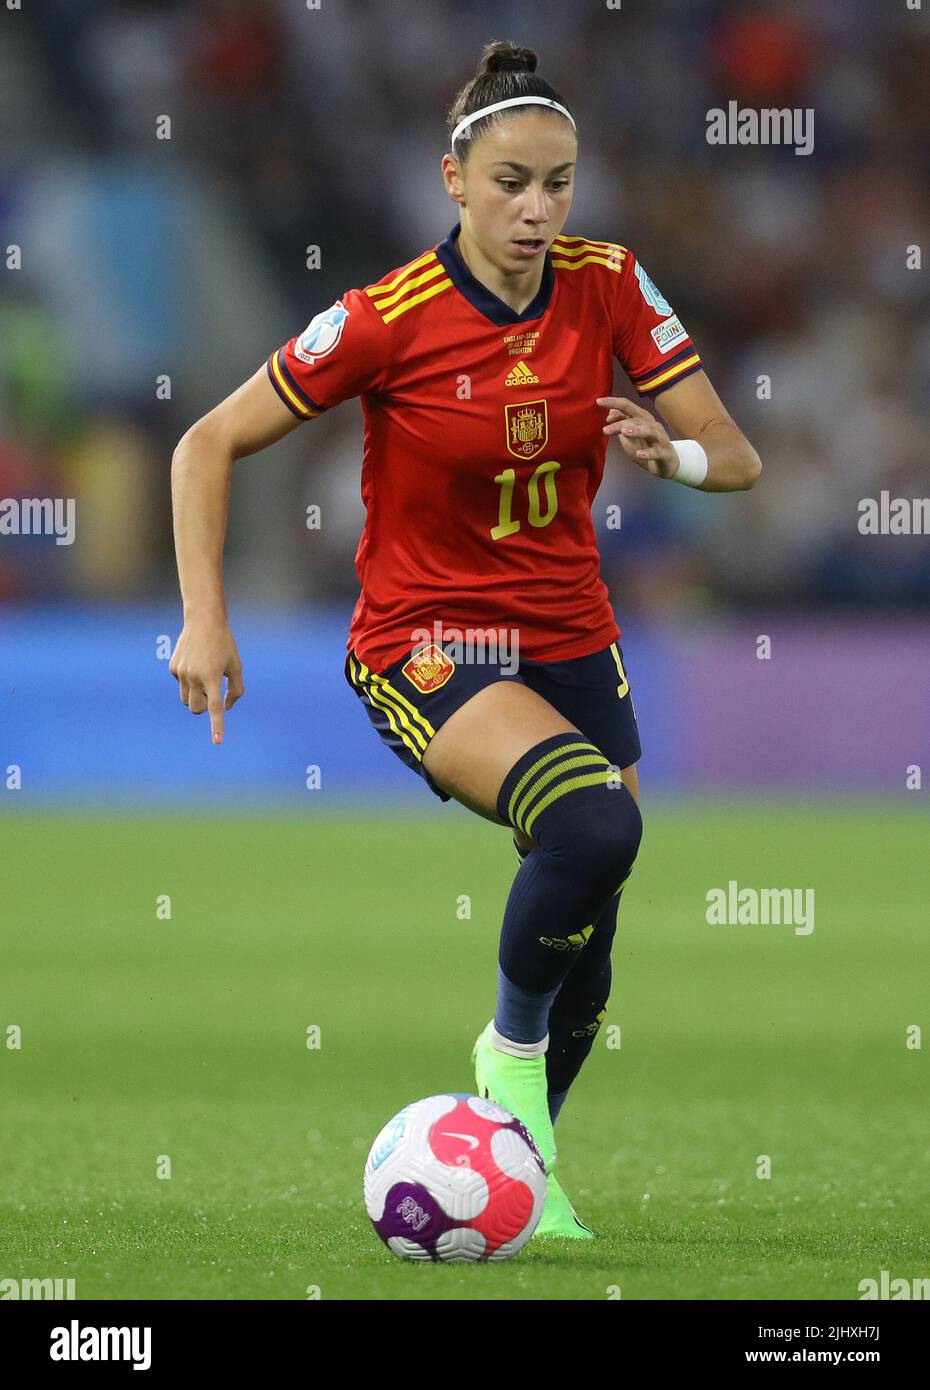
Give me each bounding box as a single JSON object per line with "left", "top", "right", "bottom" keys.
{"left": 373, "top": 1182, "right": 461, "bottom": 1259}
{"left": 503, "top": 1116, "right": 546, "bottom": 1173}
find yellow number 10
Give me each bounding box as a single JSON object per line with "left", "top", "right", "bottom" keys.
{"left": 491, "top": 461, "right": 562, "bottom": 540}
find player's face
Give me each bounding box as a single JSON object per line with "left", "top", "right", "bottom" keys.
{"left": 452, "top": 111, "right": 576, "bottom": 269}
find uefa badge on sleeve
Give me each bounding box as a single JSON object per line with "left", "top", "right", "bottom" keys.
{"left": 295, "top": 300, "right": 349, "bottom": 364}
{"left": 634, "top": 261, "right": 674, "bottom": 317}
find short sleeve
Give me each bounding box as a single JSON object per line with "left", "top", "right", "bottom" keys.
{"left": 612, "top": 251, "right": 703, "bottom": 399}
{"left": 266, "top": 285, "right": 391, "bottom": 420}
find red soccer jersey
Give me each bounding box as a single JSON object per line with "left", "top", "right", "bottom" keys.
{"left": 266, "top": 223, "right": 702, "bottom": 673}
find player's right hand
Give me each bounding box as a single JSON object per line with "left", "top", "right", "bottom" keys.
{"left": 169, "top": 619, "right": 244, "bottom": 745}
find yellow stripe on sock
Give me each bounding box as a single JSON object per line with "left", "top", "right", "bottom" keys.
{"left": 523, "top": 770, "right": 613, "bottom": 838}
{"left": 506, "top": 741, "right": 597, "bottom": 826}
{"left": 513, "top": 752, "right": 613, "bottom": 833}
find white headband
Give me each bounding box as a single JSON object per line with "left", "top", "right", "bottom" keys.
{"left": 451, "top": 96, "right": 575, "bottom": 149}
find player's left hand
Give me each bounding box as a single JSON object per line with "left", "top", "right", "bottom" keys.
{"left": 596, "top": 396, "right": 678, "bottom": 479}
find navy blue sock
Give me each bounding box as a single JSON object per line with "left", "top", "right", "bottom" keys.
{"left": 509, "top": 832, "right": 626, "bottom": 1122}
{"left": 548, "top": 1088, "right": 570, "bottom": 1124}
{"left": 545, "top": 891, "right": 621, "bottom": 1113}
{"left": 494, "top": 964, "right": 561, "bottom": 1045}
{"left": 495, "top": 733, "right": 642, "bottom": 996}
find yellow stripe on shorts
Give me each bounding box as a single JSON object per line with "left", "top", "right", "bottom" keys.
{"left": 609, "top": 642, "right": 629, "bottom": 699}
{"left": 348, "top": 655, "right": 434, "bottom": 755}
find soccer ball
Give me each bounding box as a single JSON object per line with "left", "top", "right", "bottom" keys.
{"left": 363, "top": 1093, "right": 547, "bottom": 1262}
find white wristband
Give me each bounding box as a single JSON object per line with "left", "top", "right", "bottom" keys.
{"left": 670, "top": 439, "right": 708, "bottom": 488}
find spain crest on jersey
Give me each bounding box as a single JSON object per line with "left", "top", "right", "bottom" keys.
{"left": 505, "top": 400, "right": 548, "bottom": 461}
{"left": 401, "top": 643, "right": 455, "bottom": 693}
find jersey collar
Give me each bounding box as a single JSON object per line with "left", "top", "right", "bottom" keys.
{"left": 435, "top": 222, "right": 554, "bottom": 327}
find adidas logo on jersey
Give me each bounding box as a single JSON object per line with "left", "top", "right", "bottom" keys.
{"left": 505, "top": 360, "right": 539, "bottom": 386}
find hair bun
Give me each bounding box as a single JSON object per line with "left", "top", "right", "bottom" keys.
{"left": 479, "top": 41, "right": 538, "bottom": 76}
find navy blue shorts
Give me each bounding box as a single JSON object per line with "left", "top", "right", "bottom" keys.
{"left": 344, "top": 639, "right": 641, "bottom": 805}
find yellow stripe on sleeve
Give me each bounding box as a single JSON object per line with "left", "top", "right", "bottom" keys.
{"left": 365, "top": 251, "right": 441, "bottom": 298}
{"left": 378, "top": 279, "right": 453, "bottom": 323}
{"left": 635, "top": 354, "right": 701, "bottom": 394}
{"left": 367, "top": 261, "right": 449, "bottom": 311}
{"left": 270, "top": 352, "right": 319, "bottom": 417}
{"left": 550, "top": 253, "right": 624, "bottom": 272}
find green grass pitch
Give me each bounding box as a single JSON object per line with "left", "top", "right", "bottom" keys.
{"left": 1, "top": 803, "right": 927, "bottom": 1300}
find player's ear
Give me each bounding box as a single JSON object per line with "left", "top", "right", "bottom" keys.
{"left": 441, "top": 154, "right": 464, "bottom": 200}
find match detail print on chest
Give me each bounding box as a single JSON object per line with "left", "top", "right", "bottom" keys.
{"left": 499, "top": 327, "right": 550, "bottom": 468}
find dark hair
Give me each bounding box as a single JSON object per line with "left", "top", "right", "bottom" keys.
{"left": 447, "top": 41, "right": 574, "bottom": 162}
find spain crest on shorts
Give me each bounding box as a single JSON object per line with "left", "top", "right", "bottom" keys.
{"left": 505, "top": 400, "right": 548, "bottom": 460}
{"left": 401, "top": 643, "right": 455, "bottom": 693}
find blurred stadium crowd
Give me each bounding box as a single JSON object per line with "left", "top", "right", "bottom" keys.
{"left": 1, "top": 0, "right": 928, "bottom": 616}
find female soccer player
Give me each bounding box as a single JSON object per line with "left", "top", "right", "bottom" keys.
{"left": 170, "top": 41, "right": 761, "bottom": 1240}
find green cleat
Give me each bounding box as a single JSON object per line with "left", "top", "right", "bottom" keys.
{"left": 472, "top": 1020, "right": 556, "bottom": 1172}
{"left": 471, "top": 1020, "right": 595, "bottom": 1238}
{"left": 534, "top": 1172, "right": 595, "bottom": 1239}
